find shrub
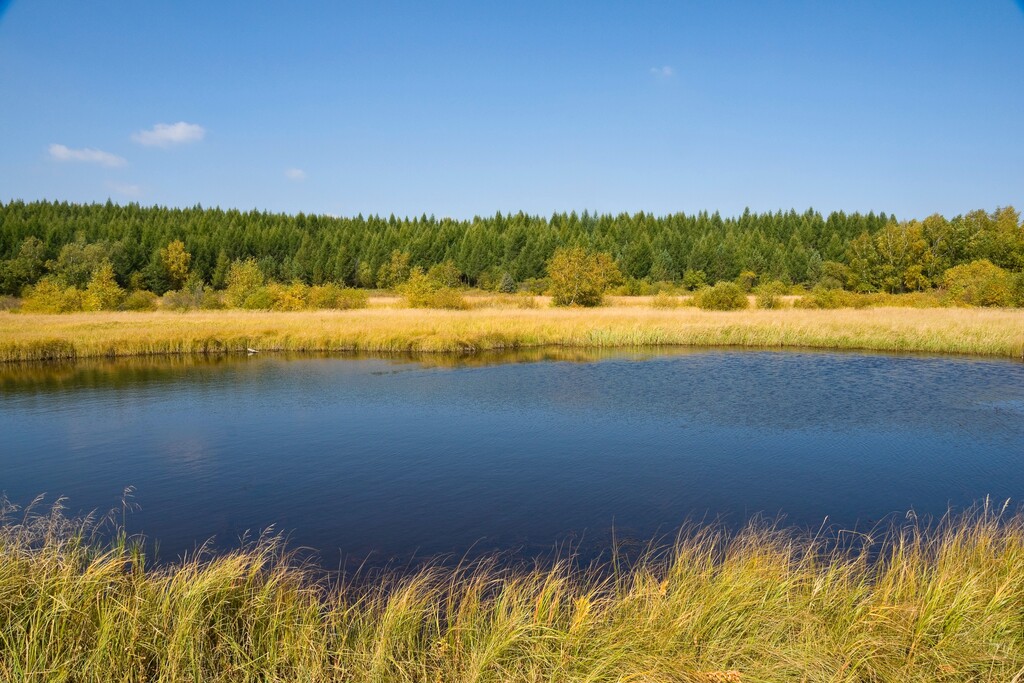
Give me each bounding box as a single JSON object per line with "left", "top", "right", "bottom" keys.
{"left": 400, "top": 269, "right": 468, "bottom": 309}
{"left": 547, "top": 247, "right": 621, "bottom": 307}
{"left": 681, "top": 269, "right": 707, "bottom": 291}
{"left": 308, "top": 284, "right": 368, "bottom": 310}
{"left": 755, "top": 280, "right": 788, "bottom": 309}
{"left": 224, "top": 259, "right": 266, "bottom": 308}
{"left": 376, "top": 250, "right": 412, "bottom": 289}
{"left": 942, "top": 260, "right": 1017, "bottom": 307}
{"left": 121, "top": 290, "right": 158, "bottom": 311}
{"left": 0, "top": 296, "right": 20, "bottom": 311}
{"left": 651, "top": 292, "right": 682, "bottom": 309}
{"left": 694, "top": 282, "right": 748, "bottom": 310}
{"left": 736, "top": 270, "right": 757, "bottom": 292}
{"left": 427, "top": 261, "right": 463, "bottom": 289}
{"left": 82, "top": 262, "right": 125, "bottom": 311}
{"left": 21, "top": 278, "right": 83, "bottom": 313}
{"left": 241, "top": 286, "right": 277, "bottom": 310}
{"left": 159, "top": 290, "right": 196, "bottom": 311}
{"left": 271, "top": 282, "right": 310, "bottom": 311}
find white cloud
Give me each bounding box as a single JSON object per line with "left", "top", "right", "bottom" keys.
{"left": 650, "top": 65, "right": 674, "bottom": 78}
{"left": 132, "top": 121, "right": 206, "bottom": 147}
{"left": 49, "top": 143, "right": 127, "bottom": 167}
{"left": 106, "top": 181, "right": 142, "bottom": 197}
{"left": 285, "top": 167, "right": 307, "bottom": 181}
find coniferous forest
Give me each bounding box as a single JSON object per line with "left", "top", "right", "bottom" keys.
{"left": 1, "top": 200, "right": 1022, "bottom": 299}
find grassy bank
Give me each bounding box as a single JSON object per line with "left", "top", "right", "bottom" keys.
{"left": 1, "top": 305, "right": 1022, "bottom": 362}
{"left": 3, "top": 504, "right": 1024, "bottom": 682}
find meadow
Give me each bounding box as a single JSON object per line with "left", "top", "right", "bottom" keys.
{"left": 1, "top": 300, "right": 1022, "bottom": 362}
{"left": 3, "top": 501, "right": 1024, "bottom": 682}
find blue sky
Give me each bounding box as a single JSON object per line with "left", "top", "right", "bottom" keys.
{"left": 1, "top": 1, "right": 1022, "bottom": 219}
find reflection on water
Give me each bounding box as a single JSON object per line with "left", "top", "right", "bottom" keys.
{"left": 2, "top": 350, "right": 1023, "bottom": 569}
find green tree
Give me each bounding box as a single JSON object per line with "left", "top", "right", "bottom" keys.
{"left": 0, "top": 237, "right": 47, "bottom": 295}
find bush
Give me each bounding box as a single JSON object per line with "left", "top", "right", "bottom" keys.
{"left": 694, "top": 282, "right": 748, "bottom": 310}
{"left": 308, "top": 284, "right": 368, "bottom": 310}
{"left": 547, "top": 247, "right": 621, "bottom": 307}
{"left": 121, "top": 290, "right": 158, "bottom": 311}
{"left": 681, "top": 269, "right": 707, "bottom": 291}
{"left": 21, "top": 278, "right": 83, "bottom": 313}
{"left": 755, "top": 280, "right": 788, "bottom": 309}
{"left": 159, "top": 290, "right": 196, "bottom": 311}
{"left": 271, "top": 282, "right": 310, "bottom": 311}
{"left": 793, "top": 287, "right": 864, "bottom": 310}
{"left": 942, "top": 260, "right": 1017, "bottom": 307}
{"left": 400, "top": 269, "right": 468, "bottom": 309}
{"left": 0, "top": 296, "right": 20, "bottom": 311}
{"left": 650, "top": 292, "right": 682, "bottom": 309}
{"left": 224, "top": 259, "right": 266, "bottom": 308}
{"left": 82, "top": 262, "right": 125, "bottom": 311}
{"left": 241, "top": 286, "right": 277, "bottom": 310}
{"left": 427, "top": 261, "right": 463, "bottom": 289}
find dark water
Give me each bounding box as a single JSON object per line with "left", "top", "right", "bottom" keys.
{"left": 2, "top": 350, "right": 1023, "bottom": 568}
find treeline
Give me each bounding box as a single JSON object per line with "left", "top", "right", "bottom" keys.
{"left": 1, "top": 200, "right": 1022, "bottom": 297}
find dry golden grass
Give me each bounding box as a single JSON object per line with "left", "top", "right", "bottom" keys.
{"left": 5, "top": 502, "right": 1024, "bottom": 682}
{"left": 1, "top": 304, "right": 1021, "bottom": 362}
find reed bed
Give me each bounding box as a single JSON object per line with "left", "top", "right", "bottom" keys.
{"left": 0, "top": 305, "right": 1022, "bottom": 362}
{"left": 3, "top": 501, "right": 1024, "bottom": 682}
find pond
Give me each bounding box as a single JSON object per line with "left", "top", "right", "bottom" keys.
{"left": 2, "top": 349, "right": 1023, "bottom": 568}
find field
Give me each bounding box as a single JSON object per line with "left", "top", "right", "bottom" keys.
{"left": 3, "top": 502, "right": 1024, "bottom": 682}
{"left": 1, "top": 301, "right": 1022, "bottom": 362}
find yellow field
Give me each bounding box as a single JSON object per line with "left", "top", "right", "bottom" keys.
{"left": 1, "top": 303, "right": 1021, "bottom": 361}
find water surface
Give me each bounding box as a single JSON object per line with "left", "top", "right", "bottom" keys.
{"left": 2, "top": 350, "right": 1022, "bottom": 567}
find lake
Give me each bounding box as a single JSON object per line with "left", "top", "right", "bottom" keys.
{"left": 2, "top": 349, "right": 1022, "bottom": 569}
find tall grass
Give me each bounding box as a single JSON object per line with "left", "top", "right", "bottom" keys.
{"left": 3, "top": 500, "right": 1024, "bottom": 681}
{"left": 1, "top": 305, "right": 1022, "bottom": 362}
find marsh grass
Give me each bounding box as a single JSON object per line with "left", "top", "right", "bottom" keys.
{"left": 1, "top": 305, "right": 1021, "bottom": 362}
{"left": 4, "top": 499, "right": 1024, "bottom": 682}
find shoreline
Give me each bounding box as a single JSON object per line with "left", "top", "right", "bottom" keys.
{"left": 2, "top": 305, "right": 1022, "bottom": 363}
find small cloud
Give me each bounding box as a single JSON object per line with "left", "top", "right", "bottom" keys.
{"left": 49, "top": 143, "right": 127, "bottom": 167}
{"left": 132, "top": 121, "right": 205, "bottom": 147}
{"left": 106, "top": 181, "right": 142, "bottom": 197}
{"left": 285, "top": 167, "right": 307, "bottom": 181}
{"left": 650, "top": 65, "right": 674, "bottom": 78}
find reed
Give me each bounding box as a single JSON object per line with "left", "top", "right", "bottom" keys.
{"left": 1, "top": 305, "right": 1021, "bottom": 362}
{"left": 3, "top": 501, "right": 1024, "bottom": 682}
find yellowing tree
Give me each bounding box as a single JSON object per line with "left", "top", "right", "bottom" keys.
{"left": 547, "top": 247, "right": 621, "bottom": 307}
{"left": 82, "top": 261, "right": 125, "bottom": 311}
{"left": 224, "top": 258, "right": 266, "bottom": 308}
{"left": 160, "top": 240, "right": 191, "bottom": 291}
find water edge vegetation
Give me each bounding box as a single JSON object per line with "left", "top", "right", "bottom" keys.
{"left": 3, "top": 499, "right": 1024, "bottom": 682}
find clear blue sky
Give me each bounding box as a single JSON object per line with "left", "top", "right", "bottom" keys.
{"left": 2, "top": 1, "right": 1022, "bottom": 219}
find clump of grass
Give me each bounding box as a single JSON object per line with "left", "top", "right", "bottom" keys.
{"left": 4, "top": 499, "right": 1024, "bottom": 681}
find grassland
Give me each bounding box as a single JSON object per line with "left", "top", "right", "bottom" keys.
{"left": 1, "top": 302, "right": 1022, "bottom": 362}
{"left": 3, "top": 502, "right": 1024, "bottom": 682}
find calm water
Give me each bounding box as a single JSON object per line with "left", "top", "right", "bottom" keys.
{"left": 2, "top": 350, "right": 1023, "bottom": 568}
